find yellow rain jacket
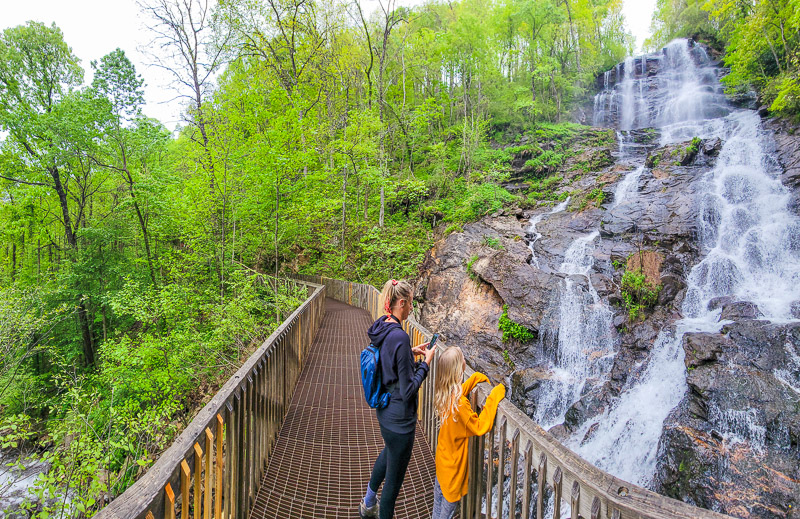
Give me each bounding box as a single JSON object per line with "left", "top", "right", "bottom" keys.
{"left": 435, "top": 372, "right": 505, "bottom": 503}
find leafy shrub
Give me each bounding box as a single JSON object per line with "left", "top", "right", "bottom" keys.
{"left": 621, "top": 269, "right": 662, "bottom": 320}
{"left": 498, "top": 305, "right": 535, "bottom": 343}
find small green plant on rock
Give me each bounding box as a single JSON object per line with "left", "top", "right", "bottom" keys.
{"left": 687, "top": 136, "right": 701, "bottom": 154}
{"left": 621, "top": 268, "right": 662, "bottom": 321}
{"left": 498, "top": 304, "right": 536, "bottom": 342}
{"left": 466, "top": 255, "right": 480, "bottom": 282}
{"left": 502, "top": 349, "right": 516, "bottom": 369}
{"left": 482, "top": 235, "right": 503, "bottom": 249}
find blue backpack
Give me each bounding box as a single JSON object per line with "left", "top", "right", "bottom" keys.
{"left": 360, "top": 343, "right": 391, "bottom": 409}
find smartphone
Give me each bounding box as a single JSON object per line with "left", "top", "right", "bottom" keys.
{"left": 427, "top": 333, "right": 439, "bottom": 350}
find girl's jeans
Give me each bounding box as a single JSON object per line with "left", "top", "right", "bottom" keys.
{"left": 432, "top": 478, "right": 459, "bottom": 519}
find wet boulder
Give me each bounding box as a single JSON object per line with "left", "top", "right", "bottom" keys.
{"left": 719, "top": 301, "right": 761, "bottom": 321}
{"left": 655, "top": 322, "right": 800, "bottom": 518}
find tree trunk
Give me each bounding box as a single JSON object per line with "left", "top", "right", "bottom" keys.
{"left": 379, "top": 185, "right": 385, "bottom": 228}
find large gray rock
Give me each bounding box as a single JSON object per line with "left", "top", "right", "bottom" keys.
{"left": 654, "top": 322, "right": 800, "bottom": 518}
{"left": 763, "top": 117, "right": 800, "bottom": 216}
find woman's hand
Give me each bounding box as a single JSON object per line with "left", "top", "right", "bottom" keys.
{"left": 411, "top": 344, "right": 428, "bottom": 357}
{"left": 423, "top": 342, "right": 437, "bottom": 365}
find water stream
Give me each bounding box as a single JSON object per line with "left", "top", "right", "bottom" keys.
{"left": 533, "top": 232, "right": 616, "bottom": 429}
{"left": 527, "top": 197, "right": 570, "bottom": 268}
{"left": 569, "top": 38, "right": 800, "bottom": 487}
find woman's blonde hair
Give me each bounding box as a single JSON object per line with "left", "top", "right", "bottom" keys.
{"left": 380, "top": 279, "right": 414, "bottom": 316}
{"left": 435, "top": 346, "right": 465, "bottom": 423}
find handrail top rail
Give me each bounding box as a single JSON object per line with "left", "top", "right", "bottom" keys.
{"left": 96, "top": 279, "right": 325, "bottom": 519}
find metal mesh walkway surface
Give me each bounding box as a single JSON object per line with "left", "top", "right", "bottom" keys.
{"left": 251, "top": 298, "right": 436, "bottom": 519}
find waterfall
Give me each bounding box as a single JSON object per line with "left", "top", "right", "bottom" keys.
{"left": 527, "top": 197, "right": 570, "bottom": 268}
{"left": 611, "top": 165, "right": 644, "bottom": 208}
{"left": 573, "top": 38, "right": 800, "bottom": 487}
{"left": 534, "top": 231, "right": 616, "bottom": 429}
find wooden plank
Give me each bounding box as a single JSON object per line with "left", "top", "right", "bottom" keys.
{"left": 474, "top": 427, "right": 486, "bottom": 519}
{"left": 193, "top": 443, "right": 202, "bottom": 519}
{"left": 496, "top": 418, "right": 507, "bottom": 519}
{"left": 165, "top": 483, "right": 176, "bottom": 519}
{"left": 592, "top": 496, "right": 601, "bottom": 519}
{"left": 146, "top": 513, "right": 154, "bottom": 519}
{"left": 484, "top": 419, "right": 494, "bottom": 519}
{"left": 215, "top": 415, "right": 223, "bottom": 519}
{"left": 553, "top": 467, "right": 562, "bottom": 519}
{"left": 235, "top": 388, "right": 245, "bottom": 519}
{"left": 232, "top": 392, "right": 242, "bottom": 519}
{"left": 537, "top": 453, "right": 546, "bottom": 519}
{"left": 245, "top": 374, "right": 254, "bottom": 509}
{"left": 180, "top": 461, "right": 190, "bottom": 519}
{"left": 571, "top": 481, "right": 580, "bottom": 519}
{"left": 509, "top": 428, "right": 520, "bottom": 519}
{"left": 204, "top": 429, "right": 212, "bottom": 519}
{"left": 521, "top": 441, "right": 533, "bottom": 519}
{"left": 224, "top": 403, "right": 233, "bottom": 519}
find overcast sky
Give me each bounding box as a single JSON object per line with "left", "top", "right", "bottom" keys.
{"left": 2, "top": 0, "right": 656, "bottom": 130}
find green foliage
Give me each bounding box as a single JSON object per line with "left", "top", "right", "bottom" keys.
{"left": 466, "top": 255, "right": 480, "bottom": 282}
{"left": 482, "top": 235, "right": 503, "bottom": 249}
{"left": 498, "top": 305, "right": 536, "bottom": 343}
{"left": 687, "top": 136, "right": 701, "bottom": 154}
{"left": 502, "top": 349, "right": 516, "bottom": 369}
{"left": 648, "top": 0, "right": 800, "bottom": 118}
{"left": 621, "top": 269, "right": 662, "bottom": 321}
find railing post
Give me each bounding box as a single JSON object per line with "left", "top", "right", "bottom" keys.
{"left": 485, "top": 416, "right": 495, "bottom": 519}
{"left": 509, "top": 428, "right": 520, "bottom": 518}
{"left": 193, "top": 442, "right": 202, "bottom": 519}
{"left": 592, "top": 496, "right": 601, "bottom": 519}
{"left": 215, "top": 415, "right": 223, "bottom": 519}
{"left": 553, "top": 467, "right": 563, "bottom": 519}
{"left": 537, "top": 453, "right": 547, "bottom": 519}
{"left": 571, "top": 481, "right": 581, "bottom": 519}
{"left": 224, "top": 401, "right": 234, "bottom": 519}
{"left": 521, "top": 441, "right": 533, "bottom": 519}
{"left": 180, "top": 460, "right": 190, "bottom": 517}
{"left": 165, "top": 483, "right": 176, "bottom": 519}
{"left": 496, "top": 417, "right": 507, "bottom": 519}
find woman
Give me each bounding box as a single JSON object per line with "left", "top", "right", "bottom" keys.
{"left": 360, "top": 279, "right": 437, "bottom": 519}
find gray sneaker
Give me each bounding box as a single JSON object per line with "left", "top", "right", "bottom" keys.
{"left": 359, "top": 499, "right": 379, "bottom": 518}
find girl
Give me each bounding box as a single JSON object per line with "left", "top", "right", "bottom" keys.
{"left": 432, "top": 346, "right": 505, "bottom": 519}
{"left": 361, "top": 279, "right": 437, "bottom": 519}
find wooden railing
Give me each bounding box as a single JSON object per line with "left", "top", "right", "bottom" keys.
{"left": 95, "top": 279, "right": 326, "bottom": 519}
{"left": 297, "top": 274, "right": 732, "bottom": 519}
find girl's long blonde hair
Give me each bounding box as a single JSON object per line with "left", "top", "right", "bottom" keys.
{"left": 435, "top": 346, "right": 465, "bottom": 424}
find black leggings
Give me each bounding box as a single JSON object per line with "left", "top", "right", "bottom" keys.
{"left": 368, "top": 424, "right": 416, "bottom": 519}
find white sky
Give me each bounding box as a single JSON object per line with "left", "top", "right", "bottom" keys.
{"left": 1, "top": 0, "right": 656, "bottom": 130}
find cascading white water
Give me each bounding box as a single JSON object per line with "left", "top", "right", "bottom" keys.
{"left": 611, "top": 165, "right": 644, "bottom": 208}
{"left": 527, "top": 197, "right": 570, "bottom": 268}
{"left": 534, "top": 231, "right": 616, "bottom": 429}
{"left": 574, "top": 38, "right": 800, "bottom": 487}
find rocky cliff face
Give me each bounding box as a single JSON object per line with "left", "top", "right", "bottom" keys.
{"left": 415, "top": 41, "right": 800, "bottom": 519}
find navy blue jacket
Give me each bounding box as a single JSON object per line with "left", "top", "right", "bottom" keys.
{"left": 368, "top": 315, "right": 429, "bottom": 434}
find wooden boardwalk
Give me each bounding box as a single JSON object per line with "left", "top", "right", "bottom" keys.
{"left": 250, "top": 298, "right": 436, "bottom": 519}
